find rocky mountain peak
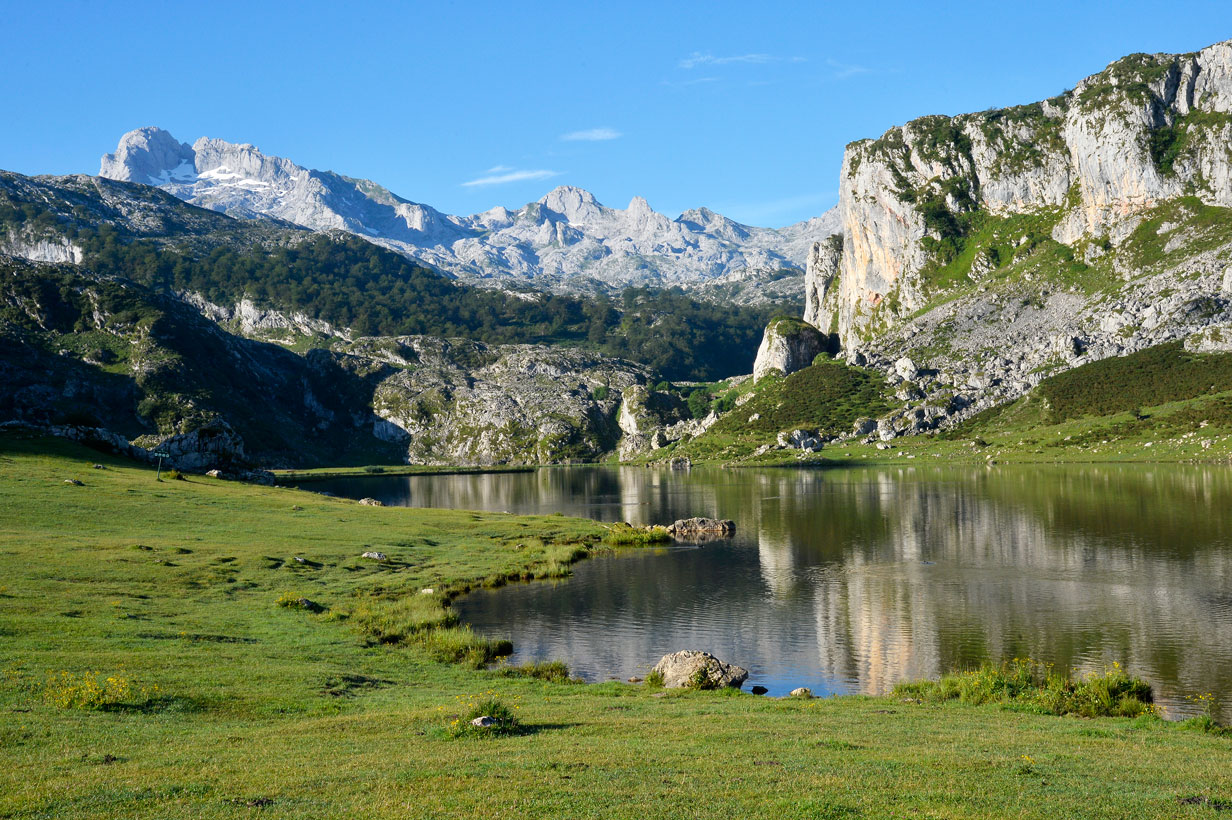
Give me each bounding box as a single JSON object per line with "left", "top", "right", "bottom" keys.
{"left": 99, "top": 127, "right": 194, "bottom": 186}
{"left": 538, "top": 185, "right": 605, "bottom": 224}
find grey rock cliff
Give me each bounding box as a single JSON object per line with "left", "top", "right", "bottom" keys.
{"left": 810, "top": 39, "right": 1232, "bottom": 345}
{"left": 787, "top": 38, "right": 1232, "bottom": 436}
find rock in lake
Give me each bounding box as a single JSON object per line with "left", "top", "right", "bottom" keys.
{"left": 789, "top": 687, "right": 813, "bottom": 698}
{"left": 751, "top": 685, "right": 769, "bottom": 696}
{"left": 666, "top": 518, "right": 736, "bottom": 538}
{"left": 651, "top": 650, "right": 748, "bottom": 689}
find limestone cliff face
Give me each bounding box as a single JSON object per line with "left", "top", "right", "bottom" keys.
{"left": 812, "top": 39, "right": 1232, "bottom": 344}
{"left": 803, "top": 235, "right": 843, "bottom": 332}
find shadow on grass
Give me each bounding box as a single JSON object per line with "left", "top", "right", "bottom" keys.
{"left": 100, "top": 694, "right": 215, "bottom": 714}
{"left": 433, "top": 721, "right": 582, "bottom": 740}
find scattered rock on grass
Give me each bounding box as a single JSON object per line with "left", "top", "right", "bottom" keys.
{"left": 471, "top": 716, "right": 496, "bottom": 728}
{"left": 359, "top": 497, "right": 384, "bottom": 506}
{"left": 651, "top": 650, "right": 749, "bottom": 689}
{"left": 206, "top": 469, "right": 223, "bottom": 478}
{"left": 63, "top": 479, "right": 83, "bottom": 486}
{"left": 361, "top": 551, "right": 387, "bottom": 561}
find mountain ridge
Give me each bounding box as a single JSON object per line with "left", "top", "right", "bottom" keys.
{"left": 100, "top": 127, "right": 839, "bottom": 299}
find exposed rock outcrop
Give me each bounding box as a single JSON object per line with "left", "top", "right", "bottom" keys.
{"left": 753, "top": 317, "right": 829, "bottom": 382}
{"left": 803, "top": 234, "right": 843, "bottom": 332}
{"left": 616, "top": 385, "right": 692, "bottom": 459}
{"left": 347, "top": 336, "right": 648, "bottom": 466}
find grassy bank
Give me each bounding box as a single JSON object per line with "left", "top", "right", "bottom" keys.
{"left": 2, "top": 434, "right": 1231, "bottom": 818}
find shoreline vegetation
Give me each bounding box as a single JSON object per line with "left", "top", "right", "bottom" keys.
{"left": 2, "top": 431, "right": 1230, "bottom": 818}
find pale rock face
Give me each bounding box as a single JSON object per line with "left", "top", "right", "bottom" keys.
{"left": 100, "top": 129, "right": 840, "bottom": 301}
{"left": 803, "top": 235, "right": 843, "bottom": 330}
{"left": 178, "top": 293, "right": 343, "bottom": 341}
{"left": 0, "top": 233, "right": 83, "bottom": 265}
{"left": 813, "top": 39, "right": 1232, "bottom": 346}
{"left": 752, "top": 319, "right": 828, "bottom": 382}
{"left": 100, "top": 127, "right": 195, "bottom": 185}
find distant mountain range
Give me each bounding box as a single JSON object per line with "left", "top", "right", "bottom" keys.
{"left": 99, "top": 127, "right": 839, "bottom": 300}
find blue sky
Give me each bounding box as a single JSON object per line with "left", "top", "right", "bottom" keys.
{"left": 3, "top": 1, "right": 1230, "bottom": 226}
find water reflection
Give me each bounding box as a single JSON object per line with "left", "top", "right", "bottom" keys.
{"left": 307, "top": 465, "right": 1232, "bottom": 718}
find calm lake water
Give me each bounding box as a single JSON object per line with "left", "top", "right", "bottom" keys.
{"left": 306, "top": 465, "right": 1232, "bottom": 719}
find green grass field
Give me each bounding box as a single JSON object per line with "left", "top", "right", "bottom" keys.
{"left": 2, "top": 433, "right": 1231, "bottom": 818}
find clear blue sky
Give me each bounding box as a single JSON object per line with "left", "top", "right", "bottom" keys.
{"left": 3, "top": 1, "right": 1230, "bottom": 227}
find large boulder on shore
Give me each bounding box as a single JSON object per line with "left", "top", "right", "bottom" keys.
{"left": 652, "top": 650, "right": 748, "bottom": 689}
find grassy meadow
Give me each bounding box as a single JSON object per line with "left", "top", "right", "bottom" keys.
{"left": 2, "top": 432, "right": 1231, "bottom": 818}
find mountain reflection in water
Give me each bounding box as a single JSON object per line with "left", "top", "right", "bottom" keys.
{"left": 306, "top": 465, "right": 1232, "bottom": 719}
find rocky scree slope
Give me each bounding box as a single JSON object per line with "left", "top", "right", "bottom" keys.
{"left": 795, "top": 38, "right": 1232, "bottom": 438}
{"left": 100, "top": 127, "right": 838, "bottom": 301}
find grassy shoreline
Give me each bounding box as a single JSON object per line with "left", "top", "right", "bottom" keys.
{"left": 2, "top": 432, "right": 1231, "bottom": 818}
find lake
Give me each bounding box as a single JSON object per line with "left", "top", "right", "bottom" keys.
{"left": 304, "top": 464, "right": 1232, "bottom": 719}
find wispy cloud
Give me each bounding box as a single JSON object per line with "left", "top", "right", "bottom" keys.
{"left": 462, "top": 168, "right": 562, "bottom": 187}
{"left": 679, "top": 52, "right": 806, "bottom": 70}
{"left": 560, "top": 127, "right": 622, "bottom": 142}
{"left": 660, "top": 76, "right": 720, "bottom": 90}
{"left": 826, "top": 58, "right": 870, "bottom": 80}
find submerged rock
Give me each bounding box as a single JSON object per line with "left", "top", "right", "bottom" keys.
{"left": 651, "top": 650, "right": 749, "bottom": 689}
